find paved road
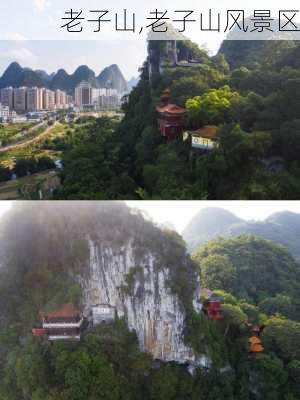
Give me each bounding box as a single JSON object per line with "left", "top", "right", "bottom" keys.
{"left": 0, "top": 122, "right": 58, "bottom": 154}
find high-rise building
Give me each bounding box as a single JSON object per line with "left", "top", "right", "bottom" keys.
{"left": 27, "top": 87, "right": 44, "bottom": 111}
{"left": 91, "top": 88, "right": 107, "bottom": 103}
{"left": 13, "top": 87, "right": 27, "bottom": 112}
{"left": 55, "top": 89, "right": 67, "bottom": 109}
{"left": 75, "top": 81, "right": 93, "bottom": 108}
{"left": 91, "top": 87, "right": 121, "bottom": 110}
{"left": 66, "top": 95, "right": 73, "bottom": 107}
{"left": 1, "top": 86, "right": 70, "bottom": 113}
{"left": 0, "top": 87, "right": 14, "bottom": 109}
{"left": 43, "top": 89, "right": 55, "bottom": 110}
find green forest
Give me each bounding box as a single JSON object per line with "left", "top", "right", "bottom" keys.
{"left": 48, "top": 39, "right": 300, "bottom": 200}
{"left": 0, "top": 204, "right": 299, "bottom": 400}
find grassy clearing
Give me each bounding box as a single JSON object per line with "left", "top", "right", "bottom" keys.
{"left": 0, "top": 122, "right": 37, "bottom": 146}
{"left": 0, "top": 122, "right": 70, "bottom": 169}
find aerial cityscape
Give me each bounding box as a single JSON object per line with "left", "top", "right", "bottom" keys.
{"left": 0, "top": 34, "right": 300, "bottom": 200}
{"left": 0, "top": 60, "right": 133, "bottom": 199}
{"left": 0, "top": 62, "right": 129, "bottom": 122}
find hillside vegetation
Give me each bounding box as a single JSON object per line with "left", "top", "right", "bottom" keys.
{"left": 183, "top": 208, "right": 300, "bottom": 260}
{"left": 192, "top": 235, "right": 300, "bottom": 321}
{"left": 0, "top": 205, "right": 300, "bottom": 399}
{"left": 52, "top": 37, "right": 300, "bottom": 200}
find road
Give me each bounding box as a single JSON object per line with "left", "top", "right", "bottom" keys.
{"left": 0, "top": 122, "right": 58, "bottom": 154}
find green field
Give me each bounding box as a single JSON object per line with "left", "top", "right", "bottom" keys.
{"left": 0, "top": 122, "right": 36, "bottom": 146}
{"left": 0, "top": 122, "right": 73, "bottom": 199}
{"left": 0, "top": 122, "right": 70, "bottom": 169}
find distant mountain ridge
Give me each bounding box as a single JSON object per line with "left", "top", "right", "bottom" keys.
{"left": 183, "top": 208, "right": 242, "bottom": 252}
{"left": 0, "top": 62, "right": 128, "bottom": 94}
{"left": 183, "top": 208, "right": 300, "bottom": 261}
{"left": 217, "top": 16, "right": 298, "bottom": 69}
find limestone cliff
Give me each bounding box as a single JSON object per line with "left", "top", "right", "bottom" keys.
{"left": 79, "top": 238, "right": 202, "bottom": 365}
{"left": 0, "top": 202, "right": 205, "bottom": 366}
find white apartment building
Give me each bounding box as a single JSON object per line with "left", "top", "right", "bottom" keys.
{"left": 27, "top": 87, "right": 44, "bottom": 112}
{"left": 91, "top": 88, "right": 107, "bottom": 103}
{"left": 43, "top": 89, "right": 56, "bottom": 110}
{"left": 55, "top": 89, "right": 67, "bottom": 109}
{"left": 75, "top": 82, "right": 121, "bottom": 110}
{"left": 0, "top": 87, "right": 71, "bottom": 113}
{"left": 0, "top": 103, "right": 10, "bottom": 122}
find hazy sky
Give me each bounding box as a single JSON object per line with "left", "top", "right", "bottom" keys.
{"left": 0, "top": 41, "right": 147, "bottom": 80}
{"left": 0, "top": 201, "right": 300, "bottom": 234}
{"left": 2, "top": 0, "right": 299, "bottom": 79}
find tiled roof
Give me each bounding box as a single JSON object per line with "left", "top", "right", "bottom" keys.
{"left": 156, "top": 104, "right": 186, "bottom": 114}
{"left": 41, "top": 304, "right": 79, "bottom": 319}
{"left": 192, "top": 125, "right": 218, "bottom": 139}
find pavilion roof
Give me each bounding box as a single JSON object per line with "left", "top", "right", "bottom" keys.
{"left": 249, "top": 336, "right": 262, "bottom": 345}
{"left": 40, "top": 304, "right": 79, "bottom": 319}
{"left": 191, "top": 125, "right": 218, "bottom": 139}
{"left": 156, "top": 104, "right": 186, "bottom": 115}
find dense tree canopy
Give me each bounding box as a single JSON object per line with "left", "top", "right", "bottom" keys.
{"left": 0, "top": 206, "right": 300, "bottom": 399}
{"left": 192, "top": 235, "right": 300, "bottom": 320}
{"left": 54, "top": 39, "right": 300, "bottom": 200}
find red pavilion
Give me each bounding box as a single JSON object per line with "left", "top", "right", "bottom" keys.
{"left": 156, "top": 89, "right": 186, "bottom": 141}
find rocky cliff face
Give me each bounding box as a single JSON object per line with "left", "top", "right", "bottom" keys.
{"left": 0, "top": 202, "right": 205, "bottom": 366}
{"left": 79, "top": 238, "right": 202, "bottom": 365}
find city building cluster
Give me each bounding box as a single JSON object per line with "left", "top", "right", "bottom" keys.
{"left": 0, "top": 81, "right": 122, "bottom": 123}
{"left": 0, "top": 86, "right": 72, "bottom": 116}
{"left": 74, "top": 81, "right": 121, "bottom": 110}
{"left": 0, "top": 102, "right": 29, "bottom": 123}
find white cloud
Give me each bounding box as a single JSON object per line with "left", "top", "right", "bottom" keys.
{"left": 0, "top": 48, "right": 38, "bottom": 69}
{"left": 4, "top": 33, "right": 28, "bottom": 41}
{"left": 33, "top": 0, "right": 51, "bottom": 13}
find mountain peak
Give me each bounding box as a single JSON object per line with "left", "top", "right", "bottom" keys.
{"left": 7, "top": 61, "right": 22, "bottom": 70}
{"left": 0, "top": 62, "right": 127, "bottom": 93}
{"left": 56, "top": 68, "right": 69, "bottom": 75}
{"left": 2, "top": 61, "right": 23, "bottom": 76}
{"left": 266, "top": 211, "right": 300, "bottom": 226}
{"left": 183, "top": 208, "right": 242, "bottom": 253}
{"left": 98, "top": 64, "right": 127, "bottom": 93}
{"left": 74, "top": 65, "right": 94, "bottom": 74}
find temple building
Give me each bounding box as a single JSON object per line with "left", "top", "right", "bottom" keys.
{"left": 202, "top": 292, "right": 224, "bottom": 321}
{"left": 91, "top": 304, "right": 116, "bottom": 326}
{"left": 33, "top": 304, "right": 83, "bottom": 341}
{"left": 156, "top": 89, "right": 186, "bottom": 141}
{"left": 184, "top": 125, "right": 219, "bottom": 151}
{"left": 249, "top": 336, "right": 264, "bottom": 354}
{"left": 245, "top": 323, "right": 265, "bottom": 355}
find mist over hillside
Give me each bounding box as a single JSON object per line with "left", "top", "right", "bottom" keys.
{"left": 183, "top": 208, "right": 300, "bottom": 260}
{"left": 0, "top": 202, "right": 300, "bottom": 399}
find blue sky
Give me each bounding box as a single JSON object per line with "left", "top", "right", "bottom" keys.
{"left": 0, "top": 41, "right": 147, "bottom": 80}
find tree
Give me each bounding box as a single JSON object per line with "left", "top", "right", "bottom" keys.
{"left": 198, "top": 254, "right": 237, "bottom": 292}
{"left": 252, "top": 354, "right": 287, "bottom": 400}
{"left": 186, "top": 86, "right": 241, "bottom": 127}
{"left": 263, "top": 316, "right": 300, "bottom": 362}
{"left": 0, "top": 165, "right": 10, "bottom": 182}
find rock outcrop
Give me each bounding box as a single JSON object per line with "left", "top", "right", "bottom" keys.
{"left": 80, "top": 238, "right": 202, "bottom": 365}
{"left": 0, "top": 202, "right": 205, "bottom": 365}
